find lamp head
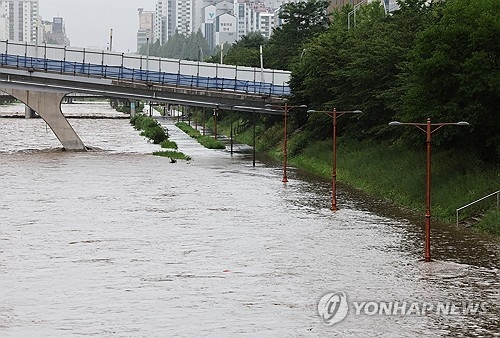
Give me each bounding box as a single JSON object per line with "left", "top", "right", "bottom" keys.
{"left": 306, "top": 110, "right": 316, "bottom": 113}
{"left": 389, "top": 121, "right": 402, "bottom": 126}
{"left": 456, "top": 121, "right": 470, "bottom": 126}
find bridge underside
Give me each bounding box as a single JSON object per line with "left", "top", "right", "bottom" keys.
{"left": 0, "top": 67, "right": 286, "bottom": 151}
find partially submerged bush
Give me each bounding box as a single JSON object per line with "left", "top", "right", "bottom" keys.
{"left": 131, "top": 114, "right": 167, "bottom": 144}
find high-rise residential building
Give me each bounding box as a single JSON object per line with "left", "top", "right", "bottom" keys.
{"left": 258, "top": 11, "right": 273, "bottom": 39}
{"left": 174, "top": 0, "right": 193, "bottom": 36}
{"left": 154, "top": 0, "right": 168, "bottom": 44}
{"left": 141, "top": 0, "right": 314, "bottom": 50}
{"left": 0, "top": 0, "right": 39, "bottom": 43}
{"left": 234, "top": 0, "right": 278, "bottom": 41}
{"left": 137, "top": 8, "right": 154, "bottom": 51}
{"left": 0, "top": 4, "right": 8, "bottom": 40}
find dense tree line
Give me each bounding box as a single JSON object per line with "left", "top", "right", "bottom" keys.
{"left": 139, "top": 30, "right": 211, "bottom": 61}
{"left": 216, "top": 0, "right": 500, "bottom": 162}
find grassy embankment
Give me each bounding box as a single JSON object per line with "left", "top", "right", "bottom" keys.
{"left": 130, "top": 114, "right": 191, "bottom": 161}
{"left": 214, "top": 117, "right": 499, "bottom": 237}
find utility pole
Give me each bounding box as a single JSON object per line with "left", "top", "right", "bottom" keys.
{"left": 109, "top": 29, "right": 113, "bottom": 51}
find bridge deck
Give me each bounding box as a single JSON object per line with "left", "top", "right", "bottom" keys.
{"left": 0, "top": 41, "right": 290, "bottom": 98}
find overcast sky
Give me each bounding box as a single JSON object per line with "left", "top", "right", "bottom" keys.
{"left": 39, "top": 0, "right": 156, "bottom": 53}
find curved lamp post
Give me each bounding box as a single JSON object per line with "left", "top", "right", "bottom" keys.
{"left": 389, "top": 118, "right": 469, "bottom": 262}
{"left": 308, "top": 108, "right": 362, "bottom": 211}
{"left": 265, "top": 103, "right": 307, "bottom": 182}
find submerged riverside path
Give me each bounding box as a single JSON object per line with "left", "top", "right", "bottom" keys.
{"left": 0, "top": 102, "right": 498, "bottom": 336}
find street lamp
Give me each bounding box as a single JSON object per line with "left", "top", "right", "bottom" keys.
{"left": 265, "top": 103, "right": 307, "bottom": 182}
{"left": 389, "top": 118, "right": 469, "bottom": 262}
{"left": 213, "top": 105, "right": 219, "bottom": 140}
{"left": 307, "top": 108, "right": 362, "bottom": 211}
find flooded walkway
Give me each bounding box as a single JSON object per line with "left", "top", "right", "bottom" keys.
{"left": 0, "top": 102, "right": 498, "bottom": 337}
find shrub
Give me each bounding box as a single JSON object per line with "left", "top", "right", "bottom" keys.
{"left": 161, "top": 140, "right": 178, "bottom": 149}
{"left": 153, "top": 150, "right": 192, "bottom": 161}
{"left": 132, "top": 115, "right": 167, "bottom": 144}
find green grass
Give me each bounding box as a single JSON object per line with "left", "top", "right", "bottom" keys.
{"left": 289, "top": 137, "right": 498, "bottom": 222}
{"left": 153, "top": 150, "right": 192, "bottom": 161}
{"left": 475, "top": 210, "right": 500, "bottom": 237}
{"left": 176, "top": 122, "right": 225, "bottom": 149}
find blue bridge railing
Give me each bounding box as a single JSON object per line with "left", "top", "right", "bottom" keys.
{"left": 0, "top": 41, "right": 291, "bottom": 97}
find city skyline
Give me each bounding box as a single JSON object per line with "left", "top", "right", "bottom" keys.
{"left": 39, "top": 0, "right": 156, "bottom": 52}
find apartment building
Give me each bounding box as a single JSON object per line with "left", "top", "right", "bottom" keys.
{"left": 137, "top": 8, "right": 154, "bottom": 51}
{"left": 0, "top": 0, "right": 39, "bottom": 43}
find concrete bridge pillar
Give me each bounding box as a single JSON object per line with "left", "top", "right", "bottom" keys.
{"left": 130, "top": 100, "right": 136, "bottom": 118}
{"left": 3, "top": 89, "right": 86, "bottom": 151}
{"left": 24, "top": 105, "right": 36, "bottom": 118}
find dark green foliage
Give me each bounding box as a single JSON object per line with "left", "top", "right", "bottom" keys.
{"left": 220, "top": 32, "right": 267, "bottom": 67}
{"left": 265, "top": 0, "right": 330, "bottom": 70}
{"left": 285, "top": 0, "right": 498, "bottom": 162}
{"left": 0, "top": 97, "right": 16, "bottom": 105}
{"left": 130, "top": 114, "right": 167, "bottom": 144}
{"left": 139, "top": 30, "right": 211, "bottom": 61}
{"left": 397, "top": 0, "right": 500, "bottom": 160}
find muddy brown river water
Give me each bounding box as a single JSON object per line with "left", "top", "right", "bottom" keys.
{"left": 0, "top": 102, "right": 498, "bottom": 337}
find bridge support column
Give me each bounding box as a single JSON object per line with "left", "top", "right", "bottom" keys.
{"left": 25, "top": 105, "right": 36, "bottom": 119}
{"left": 130, "top": 100, "right": 136, "bottom": 118}
{"left": 4, "top": 89, "right": 86, "bottom": 151}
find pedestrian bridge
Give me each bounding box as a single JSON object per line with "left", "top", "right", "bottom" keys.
{"left": 0, "top": 41, "right": 290, "bottom": 150}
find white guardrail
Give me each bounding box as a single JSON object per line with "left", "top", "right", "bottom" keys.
{"left": 456, "top": 190, "right": 499, "bottom": 226}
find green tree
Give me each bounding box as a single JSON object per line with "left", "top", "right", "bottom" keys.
{"left": 399, "top": 0, "right": 500, "bottom": 160}
{"left": 290, "top": 1, "right": 430, "bottom": 138}
{"left": 265, "top": 0, "right": 330, "bottom": 70}
{"left": 223, "top": 32, "right": 267, "bottom": 67}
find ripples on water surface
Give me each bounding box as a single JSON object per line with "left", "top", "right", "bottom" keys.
{"left": 0, "top": 102, "right": 498, "bottom": 337}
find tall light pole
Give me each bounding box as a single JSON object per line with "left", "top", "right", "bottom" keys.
{"left": 389, "top": 118, "right": 469, "bottom": 262}
{"left": 265, "top": 103, "right": 307, "bottom": 182}
{"left": 109, "top": 28, "right": 113, "bottom": 52}
{"left": 213, "top": 106, "right": 219, "bottom": 140}
{"left": 146, "top": 35, "right": 150, "bottom": 71}
{"left": 307, "top": 108, "right": 362, "bottom": 210}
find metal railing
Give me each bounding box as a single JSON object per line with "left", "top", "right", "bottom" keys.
{"left": 0, "top": 40, "right": 291, "bottom": 97}
{"left": 456, "top": 190, "right": 499, "bottom": 226}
